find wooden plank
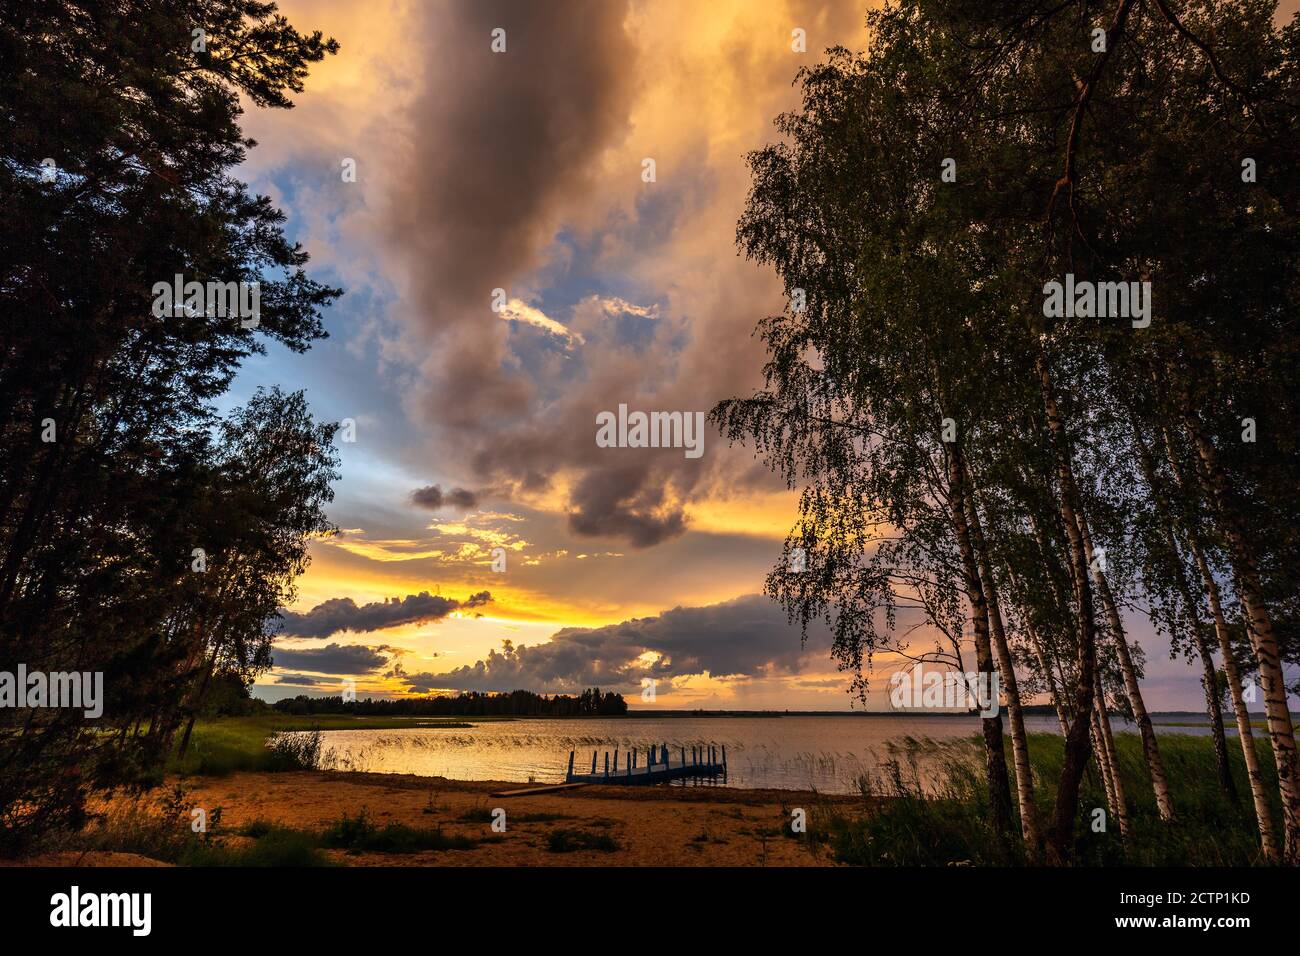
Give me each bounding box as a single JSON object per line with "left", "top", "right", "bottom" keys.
{"left": 489, "top": 782, "right": 588, "bottom": 798}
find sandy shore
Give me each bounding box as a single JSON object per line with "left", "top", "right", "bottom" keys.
{"left": 12, "top": 770, "right": 858, "bottom": 867}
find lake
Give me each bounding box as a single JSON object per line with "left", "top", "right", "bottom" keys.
{"left": 303, "top": 712, "right": 1216, "bottom": 794}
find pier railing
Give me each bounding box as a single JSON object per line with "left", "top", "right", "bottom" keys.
{"left": 564, "top": 743, "right": 727, "bottom": 785}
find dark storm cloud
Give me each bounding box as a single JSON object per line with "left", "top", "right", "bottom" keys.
{"left": 381, "top": 0, "right": 712, "bottom": 545}
{"left": 273, "top": 673, "right": 326, "bottom": 686}
{"left": 566, "top": 464, "right": 688, "bottom": 548}
{"left": 270, "top": 643, "right": 395, "bottom": 675}
{"left": 277, "top": 591, "right": 492, "bottom": 638}
{"left": 410, "top": 484, "right": 479, "bottom": 511}
{"left": 399, "top": 594, "right": 831, "bottom": 694}
{"left": 387, "top": 0, "right": 635, "bottom": 344}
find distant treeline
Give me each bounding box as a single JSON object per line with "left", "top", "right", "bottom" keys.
{"left": 273, "top": 687, "right": 628, "bottom": 717}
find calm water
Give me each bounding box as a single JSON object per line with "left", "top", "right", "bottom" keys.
{"left": 300, "top": 713, "right": 1210, "bottom": 794}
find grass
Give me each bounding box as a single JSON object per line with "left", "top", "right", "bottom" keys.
{"left": 167, "top": 714, "right": 475, "bottom": 777}
{"left": 320, "top": 810, "right": 482, "bottom": 854}
{"left": 797, "top": 732, "right": 1287, "bottom": 867}
{"left": 546, "top": 828, "right": 621, "bottom": 853}
{"left": 40, "top": 787, "right": 334, "bottom": 866}
{"left": 183, "top": 827, "right": 331, "bottom": 866}
{"left": 689, "top": 829, "right": 728, "bottom": 845}
{"left": 265, "top": 729, "right": 324, "bottom": 771}
{"left": 42, "top": 787, "right": 491, "bottom": 865}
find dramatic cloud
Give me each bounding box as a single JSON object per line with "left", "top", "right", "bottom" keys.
{"left": 271, "top": 643, "right": 396, "bottom": 674}
{"left": 400, "top": 593, "right": 831, "bottom": 694}
{"left": 410, "top": 484, "right": 479, "bottom": 511}
{"left": 248, "top": 0, "right": 867, "bottom": 549}
{"left": 368, "top": 0, "right": 874, "bottom": 546}
{"left": 278, "top": 590, "right": 492, "bottom": 638}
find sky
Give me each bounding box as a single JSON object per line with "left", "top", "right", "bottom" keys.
{"left": 229, "top": 0, "right": 1296, "bottom": 712}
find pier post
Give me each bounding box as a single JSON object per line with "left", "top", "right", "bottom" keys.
{"left": 680, "top": 746, "right": 685, "bottom": 768}
{"left": 567, "top": 750, "right": 575, "bottom": 781}
{"left": 613, "top": 748, "right": 619, "bottom": 771}
{"left": 633, "top": 750, "right": 637, "bottom": 769}
{"left": 662, "top": 743, "right": 668, "bottom": 765}
{"left": 591, "top": 750, "right": 597, "bottom": 774}
{"left": 722, "top": 744, "right": 727, "bottom": 769}
{"left": 604, "top": 752, "right": 609, "bottom": 778}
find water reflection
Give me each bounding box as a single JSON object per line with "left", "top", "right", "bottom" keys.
{"left": 286, "top": 713, "right": 1208, "bottom": 794}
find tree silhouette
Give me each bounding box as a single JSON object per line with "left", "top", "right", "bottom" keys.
{"left": 0, "top": 1, "right": 340, "bottom": 850}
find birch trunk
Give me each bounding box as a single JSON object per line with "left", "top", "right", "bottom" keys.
{"left": 1077, "top": 516, "right": 1175, "bottom": 821}
{"left": 1183, "top": 414, "right": 1299, "bottom": 863}
{"left": 1132, "top": 427, "right": 1236, "bottom": 801}
{"left": 1016, "top": 521, "right": 1080, "bottom": 736}
{"left": 1035, "top": 353, "right": 1098, "bottom": 863}
{"left": 962, "top": 464, "right": 1045, "bottom": 863}
{"left": 1094, "top": 673, "right": 1130, "bottom": 839}
{"left": 1090, "top": 708, "right": 1120, "bottom": 828}
{"left": 1198, "top": 547, "right": 1280, "bottom": 862}
{"left": 1159, "top": 428, "right": 1278, "bottom": 860}
{"left": 943, "top": 446, "right": 1015, "bottom": 842}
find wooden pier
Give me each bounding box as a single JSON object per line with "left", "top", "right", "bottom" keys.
{"left": 564, "top": 744, "right": 727, "bottom": 785}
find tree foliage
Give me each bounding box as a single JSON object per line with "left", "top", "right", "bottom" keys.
{"left": 715, "top": 0, "right": 1300, "bottom": 862}
{"left": 0, "top": 1, "right": 340, "bottom": 851}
